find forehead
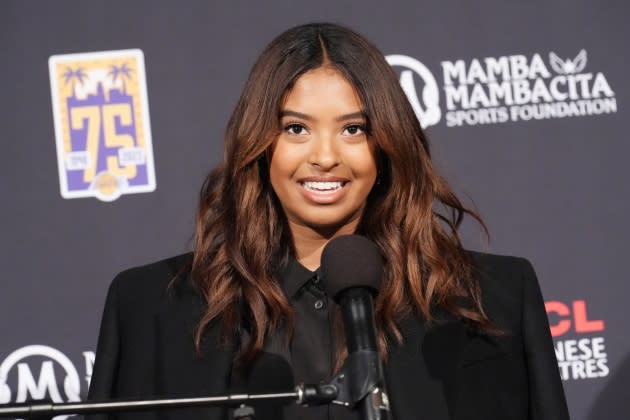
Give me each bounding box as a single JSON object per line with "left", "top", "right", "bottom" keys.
{"left": 282, "top": 67, "right": 363, "bottom": 112}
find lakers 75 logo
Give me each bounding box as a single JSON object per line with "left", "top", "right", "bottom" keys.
{"left": 49, "top": 49, "right": 156, "bottom": 201}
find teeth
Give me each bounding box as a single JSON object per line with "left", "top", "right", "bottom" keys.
{"left": 302, "top": 181, "right": 344, "bottom": 191}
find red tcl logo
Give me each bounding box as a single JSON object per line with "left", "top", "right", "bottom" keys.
{"left": 545, "top": 300, "right": 605, "bottom": 337}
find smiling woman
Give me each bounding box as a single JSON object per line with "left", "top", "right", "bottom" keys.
{"left": 270, "top": 67, "right": 377, "bottom": 269}
{"left": 87, "top": 23, "right": 570, "bottom": 420}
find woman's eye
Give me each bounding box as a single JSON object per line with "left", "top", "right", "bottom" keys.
{"left": 343, "top": 124, "right": 366, "bottom": 136}
{"left": 285, "top": 123, "right": 308, "bottom": 135}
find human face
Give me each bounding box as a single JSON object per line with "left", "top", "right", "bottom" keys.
{"left": 269, "top": 66, "right": 377, "bottom": 236}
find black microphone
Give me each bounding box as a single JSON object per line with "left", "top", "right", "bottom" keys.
{"left": 321, "top": 235, "right": 390, "bottom": 420}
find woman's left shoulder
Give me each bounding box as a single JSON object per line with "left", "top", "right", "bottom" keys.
{"left": 467, "top": 250, "right": 537, "bottom": 293}
{"left": 468, "top": 250, "right": 534, "bottom": 275}
{"left": 465, "top": 250, "right": 544, "bottom": 328}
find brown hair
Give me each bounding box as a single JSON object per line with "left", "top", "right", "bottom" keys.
{"left": 192, "top": 23, "right": 492, "bottom": 365}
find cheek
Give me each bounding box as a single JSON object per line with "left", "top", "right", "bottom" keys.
{"left": 269, "top": 145, "right": 300, "bottom": 190}
{"left": 349, "top": 147, "right": 378, "bottom": 181}
{"left": 364, "top": 156, "right": 378, "bottom": 178}
{"left": 269, "top": 163, "right": 287, "bottom": 195}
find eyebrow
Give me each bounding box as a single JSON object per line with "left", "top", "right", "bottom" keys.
{"left": 279, "top": 109, "right": 367, "bottom": 122}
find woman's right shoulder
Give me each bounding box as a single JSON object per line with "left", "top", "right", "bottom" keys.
{"left": 107, "top": 252, "right": 195, "bottom": 309}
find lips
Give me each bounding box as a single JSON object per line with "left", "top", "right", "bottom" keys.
{"left": 302, "top": 181, "right": 345, "bottom": 192}
{"left": 298, "top": 177, "right": 349, "bottom": 204}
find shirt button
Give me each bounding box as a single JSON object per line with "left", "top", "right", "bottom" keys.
{"left": 314, "top": 299, "right": 325, "bottom": 310}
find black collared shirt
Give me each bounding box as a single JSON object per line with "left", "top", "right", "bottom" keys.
{"left": 231, "top": 258, "right": 358, "bottom": 420}
{"left": 279, "top": 258, "right": 334, "bottom": 385}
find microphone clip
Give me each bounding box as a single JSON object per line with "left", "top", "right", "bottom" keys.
{"left": 328, "top": 349, "right": 389, "bottom": 411}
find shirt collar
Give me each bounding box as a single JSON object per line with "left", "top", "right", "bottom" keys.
{"left": 279, "top": 257, "right": 320, "bottom": 299}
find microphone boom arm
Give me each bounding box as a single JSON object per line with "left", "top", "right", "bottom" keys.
{"left": 0, "top": 384, "right": 337, "bottom": 419}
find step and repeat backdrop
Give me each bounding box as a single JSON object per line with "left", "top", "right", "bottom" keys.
{"left": 1, "top": 1, "right": 628, "bottom": 418}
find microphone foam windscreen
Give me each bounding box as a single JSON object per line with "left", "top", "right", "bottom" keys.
{"left": 320, "top": 235, "right": 384, "bottom": 300}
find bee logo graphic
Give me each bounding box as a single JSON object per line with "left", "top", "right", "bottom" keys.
{"left": 49, "top": 49, "right": 156, "bottom": 201}
{"left": 549, "top": 49, "right": 587, "bottom": 75}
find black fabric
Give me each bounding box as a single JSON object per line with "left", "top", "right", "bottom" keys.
{"left": 248, "top": 258, "right": 358, "bottom": 419}
{"left": 276, "top": 259, "right": 333, "bottom": 387}
{"left": 87, "top": 251, "right": 570, "bottom": 420}
{"left": 229, "top": 258, "right": 359, "bottom": 419}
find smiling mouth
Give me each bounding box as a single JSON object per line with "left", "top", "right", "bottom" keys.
{"left": 300, "top": 181, "right": 347, "bottom": 192}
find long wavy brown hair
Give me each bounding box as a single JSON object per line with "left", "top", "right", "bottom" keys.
{"left": 192, "top": 23, "right": 492, "bottom": 366}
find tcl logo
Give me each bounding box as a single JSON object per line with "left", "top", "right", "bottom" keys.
{"left": 545, "top": 300, "right": 605, "bottom": 337}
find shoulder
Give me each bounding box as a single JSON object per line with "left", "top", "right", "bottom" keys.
{"left": 467, "top": 250, "right": 536, "bottom": 296}
{"left": 107, "top": 252, "right": 194, "bottom": 317}
{"left": 465, "top": 250, "right": 540, "bottom": 330}
{"left": 467, "top": 250, "right": 534, "bottom": 281}
{"left": 111, "top": 252, "right": 193, "bottom": 290}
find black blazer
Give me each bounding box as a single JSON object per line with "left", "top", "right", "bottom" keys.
{"left": 87, "top": 252, "right": 569, "bottom": 420}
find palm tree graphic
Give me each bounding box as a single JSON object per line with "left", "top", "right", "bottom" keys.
{"left": 62, "top": 67, "right": 87, "bottom": 98}
{"left": 108, "top": 63, "right": 133, "bottom": 94}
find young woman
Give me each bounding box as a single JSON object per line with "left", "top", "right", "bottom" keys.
{"left": 88, "top": 23, "right": 569, "bottom": 420}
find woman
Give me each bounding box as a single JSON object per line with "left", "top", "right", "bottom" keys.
{"left": 88, "top": 23, "right": 569, "bottom": 420}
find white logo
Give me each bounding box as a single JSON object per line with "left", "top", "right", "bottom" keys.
{"left": 549, "top": 49, "right": 587, "bottom": 74}
{"left": 386, "top": 54, "right": 441, "bottom": 128}
{"left": 387, "top": 49, "right": 616, "bottom": 128}
{"left": 0, "top": 345, "right": 83, "bottom": 420}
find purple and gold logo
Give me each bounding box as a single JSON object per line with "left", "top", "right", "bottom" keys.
{"left": 49, "top": 49, "right": 156, "bottom": 201}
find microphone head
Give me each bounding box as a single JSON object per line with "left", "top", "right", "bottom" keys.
{"left": 320, "top": 235, "right": 384, "bottom": 301}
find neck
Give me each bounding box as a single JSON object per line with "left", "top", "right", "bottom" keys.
{"left": 289, "top": 220, "right": 359, "bottom": 271}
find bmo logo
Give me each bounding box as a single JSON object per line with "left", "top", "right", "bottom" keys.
{"left": 545, "top": 300, "right": 609, "bottom": 381}
{"left": 0, "top": 345, "right": 95, "bottom": 420}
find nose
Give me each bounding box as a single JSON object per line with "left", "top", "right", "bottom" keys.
{"left": 308, "top": 134, "right": 339, "bottom": 171}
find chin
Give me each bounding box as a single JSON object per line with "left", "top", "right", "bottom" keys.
{"left": 300, "top": 212, "right": 362, "bottom": 233}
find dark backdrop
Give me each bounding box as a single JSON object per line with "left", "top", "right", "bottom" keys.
{"left": 1, "top": 1, "right": 628, "bottom": 418}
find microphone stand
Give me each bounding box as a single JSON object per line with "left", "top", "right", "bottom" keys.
{"left": 0, "top": 384, "right": 337, "bottom": 419}
{"left": 329, "top": 288, "right": 391, "bottom": 420}
{"left": 0, "top": 353, "right": 387, "bottom": 420}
